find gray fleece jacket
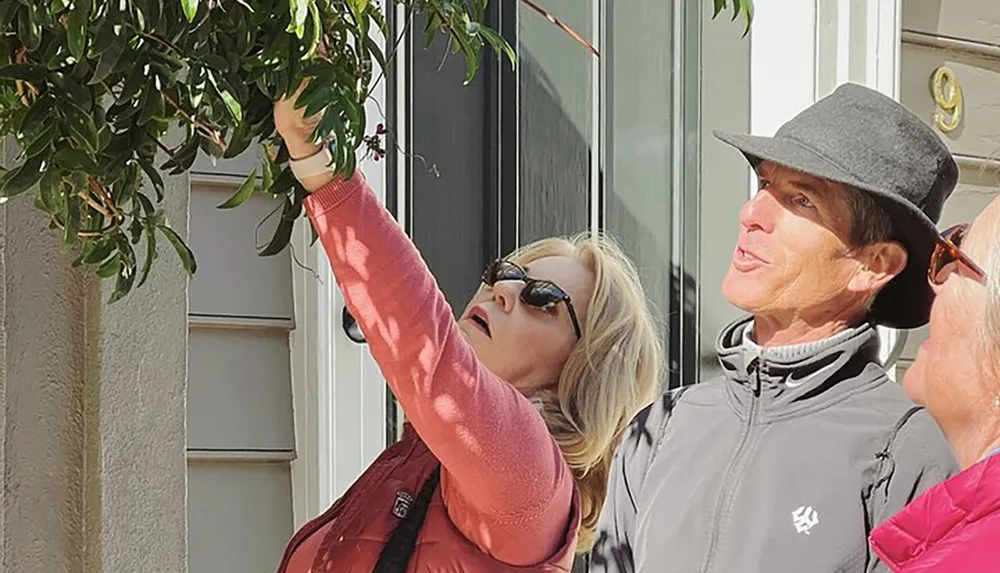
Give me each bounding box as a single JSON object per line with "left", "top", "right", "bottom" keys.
{"left": 589, "top": 317, "right": 958, "bottom": 573}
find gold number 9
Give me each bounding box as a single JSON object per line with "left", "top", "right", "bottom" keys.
{"left": 931, "top": 66, "right": 963, "bottom": 133}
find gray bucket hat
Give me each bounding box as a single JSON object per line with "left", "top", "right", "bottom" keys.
{"left": 715, "top": 82, "right": 958, "bottom": 329}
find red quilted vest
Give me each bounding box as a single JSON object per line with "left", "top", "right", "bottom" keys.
{"left": 276, "top": 425, "right": 581, "bottom": 573}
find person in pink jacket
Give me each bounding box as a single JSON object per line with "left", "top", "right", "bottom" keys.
{"left": 270, "top": 85, "right": 663, "bottom": 572}
{"left": 868, "top": 195, "right": 1000, "bottom": 571}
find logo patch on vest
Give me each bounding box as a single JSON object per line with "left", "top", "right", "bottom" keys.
{"left": 392, "top": 490, "right": 415, "bottom": 519}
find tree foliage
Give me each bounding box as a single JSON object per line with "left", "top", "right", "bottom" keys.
{"left": 0, "top": 0, "right": 751, "bottom": 302}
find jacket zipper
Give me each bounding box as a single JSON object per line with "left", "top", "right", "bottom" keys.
{"left": 700, "top": 357, "right": 762, "bottom": 573}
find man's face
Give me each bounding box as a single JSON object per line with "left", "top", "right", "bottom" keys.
{"left": 722, "top": 161, "right": 884, "bottom": 324}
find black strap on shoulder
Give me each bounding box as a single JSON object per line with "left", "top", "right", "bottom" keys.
{"left": 372, "top": 465, "right": 442, "bottom": 573}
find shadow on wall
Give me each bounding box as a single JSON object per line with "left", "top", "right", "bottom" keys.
{"left": 517, "top": 46, "right": 591, "bottom": 243}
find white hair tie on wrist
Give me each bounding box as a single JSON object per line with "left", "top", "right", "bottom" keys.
{"left": 289, "top": 145, "right": 334, "bottom": 180}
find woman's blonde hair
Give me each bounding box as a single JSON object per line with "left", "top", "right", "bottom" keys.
{"left": 509, "top": 231, "right": 663, "bottom": 553}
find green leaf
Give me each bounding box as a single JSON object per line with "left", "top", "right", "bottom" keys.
{"left": 198, "top": 133, "right": 225, "bottom": 159}
{"left": 269, "top": 165, "right": 297, "bottom": 196}
{"left": 48, "top": 71, "right": 93, "bottom": 112}
{"left": 23, "top": 123, "right": 56, "bottom": 158}
{"left": 364, "top": 35, "right": 387, "bottom": 73}
{"left": 118, "top": 57, "right": 148, "bottom": 101}
{"left": 112, "top": 161, "right": 139, "bottom": 205}
{"left": 223, "top": 123, "right": 252, "bottom": 158}
{"left": 740, "top": 0, "right": 754, "bottom": 36}
{"left": 181, "top": 0, "right": 199, "bottom": 22}
{"left": 54, "top": 148, "right": 100, "bottom": 172}
{"left": 479, "top": 27, "right": 516, "bottom": 69}
{"left": 303, "top": 2, "right": 322, "bottom": 59}
{"left": 90, "top": 16, "right": 119, "bottom": 56}
{"left": 260, "top": 154, "right": 274, "bottom": 192}
{"left": 219, "top": 89, "right": 242, "bottom": 123}
{"left": 0, "top": 154, "right": 45, "bottom": 199}
{"left": 135, "top": 192, "right": 156, "bottom": 216}
{"left": 157, "top": 224, "right": 197, "bottom": 274}
{"left": 368, "top": 2, "right": 387, "bottom": 32}
{"left": 18, "top": 3, "right": 43, "bottom": 51}
{"left": 73, "top": 238, "right": 97, "bottom": 267}
{"left": 448, "top": 19, "right": 481, "bottom": 85}
{"left": 135, "top": 0, "right": 160, "bottom": 31}
{"left": 83, "top": 239, "right": 116, "bottom": 265}
{"left": 0, "top": 1, "right": 19, "bottom": 30}
{"left": 57, "top": 99, "right": 100, "bottom": 153}
{"left": 217, "top": 169, "right": 256, "bottom": 209}
{"left": 63, "top": 189, "right": 81, "bottom": 244}
{"left": 89, "top": 35, "right": 126, "bottom": 85}
{"left": 128, "top": 217, "right": 144, "bottom": 244}
{"left": 38, "top": 169, "right": 61, "bottom": 212}
{"left": 161, "top": 132, "right": 199, "bottom": 173}
{"left": 136, "top": 220, "right": 158, "bottom": 288}
{"left": 287, "top": 0, "right": 309, "bottom": 39}
{"left": 20, "top": 94, "right": 53, "bottom": 131}
{"left": 198, "top": 54, "right": 230, "bottom": 72}
{"left": 137, "top": 81, "right": 163, "bottom": 125}
{"left": 67, "top": 0, "right": 92, "bottom": 61}
{"left": 259, "top": 209, "right": 294, "bottom": 256}
{"left": 108, "top": 235, "right": 137, "bottom": 303}
{"left": 137, "top": 157, "right": 164, "bottom": 201}
{"left": 96, "top": 253, "right": 122, "bottom": 278}
{"left": 0, "top": 63, "right": 46, "bottom": 83}
{"left": 207, "top": 70, "right": 242, "bottom": 122}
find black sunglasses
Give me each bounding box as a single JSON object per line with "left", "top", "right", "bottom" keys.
{"left": 481, "top": 259, "right": 582, "bottom": 339}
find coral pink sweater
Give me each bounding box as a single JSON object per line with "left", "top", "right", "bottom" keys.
{"left": 276, "top": 173, "right": 578, "bottom": 572}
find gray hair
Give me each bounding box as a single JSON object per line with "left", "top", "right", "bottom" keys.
{"left": 981, "top": 236, "right": 1000, "bottom": 366}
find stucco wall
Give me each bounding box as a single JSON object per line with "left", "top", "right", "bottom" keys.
{"left": 0, "top": 141, "right": 189, "bottom": 572}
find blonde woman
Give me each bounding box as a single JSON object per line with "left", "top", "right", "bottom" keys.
{"left": 272, "top": 90, "right": 662, "bottom": 572}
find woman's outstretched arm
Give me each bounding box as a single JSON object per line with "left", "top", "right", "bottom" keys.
{"left": 300, "top": 171, "right": 574, "bottom": 563}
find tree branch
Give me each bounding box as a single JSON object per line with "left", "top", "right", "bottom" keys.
{"left": 161, "top": 92, "right": 225, "bottom": 148}
{"left": 87, "top": 176, "right": 123, "bottom": 220}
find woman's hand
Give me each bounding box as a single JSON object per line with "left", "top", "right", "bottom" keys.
{"left": 274, "top": 81, "right": 341, "bottom": 192}
{"left": 274, "top": 81, "right": 323, "bottom": 160}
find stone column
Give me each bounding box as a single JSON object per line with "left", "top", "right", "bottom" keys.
{"left": 0, "top": 142, "right": 189, "bottom": 572}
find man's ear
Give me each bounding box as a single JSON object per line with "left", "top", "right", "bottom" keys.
{"left": 850, "top": 240, "right": 908, "bottom": 294}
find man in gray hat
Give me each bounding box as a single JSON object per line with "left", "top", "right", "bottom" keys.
{"left": 589, "top": 83, "right": 960, "bottom": 573}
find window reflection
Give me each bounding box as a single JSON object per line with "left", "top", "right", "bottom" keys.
{"left": 518, "top": 0, "right": 593, "bottom": 242}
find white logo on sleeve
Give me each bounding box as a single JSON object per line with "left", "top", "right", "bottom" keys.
{"left": 791, "top": 506, "right": 819, "bottom": 535}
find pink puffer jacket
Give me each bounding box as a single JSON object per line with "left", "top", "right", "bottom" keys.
{"left": 869, "top": 452, "right": 1000, "bottom": 571}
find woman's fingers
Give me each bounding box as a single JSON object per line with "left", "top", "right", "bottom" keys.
{"left": 274, "top": 79, "right": 325, "bottom": 159}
